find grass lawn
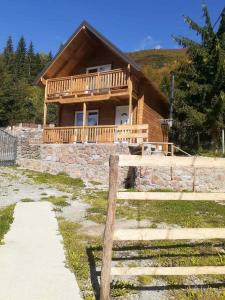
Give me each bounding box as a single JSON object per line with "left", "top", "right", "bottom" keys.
{"left": 81, "top": 190, "right": 225, "bottom": 299}
{"left": 23, "top": 170, "right": 225, "bottom": 299}
{"left": 0, "top": 205, "right": 15, "bottom": 244}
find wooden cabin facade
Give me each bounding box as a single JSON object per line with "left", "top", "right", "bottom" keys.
{"left": 36, "top": 21, "right": 169, "bottom": 144}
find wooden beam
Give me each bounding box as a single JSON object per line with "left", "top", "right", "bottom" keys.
{"left": 118, "top": 155, "right": 225, "bottom": 168}
{"left": 110, "top": 266, "right": 225, "bottom": 276}
{"left": 100, "top": 155, "right": 119, "bottom": 300}
{"left": 117, "top": 192, "right": 225, "bottom": 201}
{"left": 46, "top": 91, "right": 129, "bottom": 104}
{"left": 113, "top": 228, "right": 225, "bottom": 241}
{"left": 43, "top": 103, "right": 47, "bottom": 126}
{"left": 137, "top": 93, "right": 144, "bottom": 124}
{"left": 128, "top": 65, "right": 133, "bottom": 125}
{"left": 82, "top": 102, "right": 87, "bottom": 127}
{"left": 41, "top": 77, "right": 46, "bottom": 85}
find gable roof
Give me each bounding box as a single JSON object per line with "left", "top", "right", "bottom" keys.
{"left": 35, "top": 20, "right": 168, "bottom": 108}
{"left": 35, "top": 20, "right": 141, "bottom": 85}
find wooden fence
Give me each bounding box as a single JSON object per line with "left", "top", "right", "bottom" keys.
{"left": 0, "top": 129, "right": 17, "bottom": 165}
{"left": 100, "top": 155, "right": 225, "bottom": 299}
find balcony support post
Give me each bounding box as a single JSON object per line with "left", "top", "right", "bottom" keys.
{"left": 137, "top": 93, "right": 144, "bottom": 124}
{"left": 82, "top": 102, "right": 87, "bottom": 127}
{"left": 43, "top": 103, "right": 48, "bottom": 127}
{"left": 82, "top": 102, "right": 87, "bottom": 143}
{"left": 128, "top": 64, "right": 133, "bottom": 125}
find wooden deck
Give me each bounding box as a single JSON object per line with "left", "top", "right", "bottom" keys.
{"left": 45, "top": 68, "right": 131, "bottom": 103}
{"left": 43, "top": 124, "right": 148, "bottom": 144}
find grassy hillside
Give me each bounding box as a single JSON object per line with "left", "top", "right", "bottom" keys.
{"left": 128, "top": 48, "right": 187, "bottom": 87}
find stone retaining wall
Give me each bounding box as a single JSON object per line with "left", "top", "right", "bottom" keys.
{"left": 17, "top": 144, "right": 136, "bottom": 186}
{"left": 10, "top": 127, "right": 225, "bottom": 191}
{"left": 136, "top": 166, "right": 225, "bottom": 192}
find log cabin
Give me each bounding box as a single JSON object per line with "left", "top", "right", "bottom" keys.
{"left": 35, "top": 21, "right": 169, "bottom": 145}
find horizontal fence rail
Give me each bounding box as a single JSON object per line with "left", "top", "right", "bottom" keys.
{"left": 0, "top": 129, "right": 17, "bottom": 165}
{"left": 43, "top": 124, "right": 148, "bottom": 144}
{"left": 100, "top": 154, "right": 225, "bottom": 299}
{"left": 118, "top": 154, "right": 225, "bottom": 168}
{"left": 46, "top": 68, "right": 128, "bottom": 99}
{"left": 117, "top": 191, "right": 225, "bottom": 201}
{"left": 113, "top": 228, "right": 225, "bottom": 241}
{"left": 111, "top": 266, "right": 225, "bottom": 276}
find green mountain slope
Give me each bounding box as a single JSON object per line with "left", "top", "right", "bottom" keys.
{"left": 128, "top": 48, "right": 187, "bottom": 87}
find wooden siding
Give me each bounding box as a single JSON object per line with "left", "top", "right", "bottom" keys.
{"left": 142, "top": 82, "right": 169, "bottom": 142}
{"left": 59, "top": 102, "right": 119, "bottom": 127}
{"left": 73, "top": 44, "right": 127, "bottom": 75}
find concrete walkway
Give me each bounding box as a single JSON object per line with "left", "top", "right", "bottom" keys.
{"left": 0, "top": 202, "right": 82, "bottom": 300}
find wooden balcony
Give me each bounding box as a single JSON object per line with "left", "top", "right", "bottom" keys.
{"left": 43, "top": 124, "right": 148, "bottom": 144}
{"left": 45, "top": 68, "right": 130, "bottom": 103}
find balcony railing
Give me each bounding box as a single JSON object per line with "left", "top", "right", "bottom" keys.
{"left": 46, "top": 68, "right": 129, "bottom": 100}
{"left": 43, "top": 124, "right": 148, "bottom": 144}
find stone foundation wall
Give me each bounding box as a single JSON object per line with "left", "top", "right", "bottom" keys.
{"left": 11, "top": 127, "right": 225, "bottom": 191}
{"left": 136, "top": 165, "right": 225, "bottom": 192}
{"left": 17, "top": 144, "right": 135, "bottom": 186}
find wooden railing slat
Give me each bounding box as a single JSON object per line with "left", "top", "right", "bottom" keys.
{"left": 46, "top": 68, "right": 128, "bottom": 98}
{"left": 43, "top": 124, "right": 149, "bottom": 144}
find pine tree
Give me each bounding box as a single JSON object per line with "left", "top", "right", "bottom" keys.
{"left": 27, "top": 41, "right": 36, "bottom": 82}
{"left": 3, "top": 36, "right": 14, "bottom": 76}
{"left": 172, "top": 5, "right": 225, "bottom": 151}
{"left": 15, "top": 36, "right": 27, "bottom": 79}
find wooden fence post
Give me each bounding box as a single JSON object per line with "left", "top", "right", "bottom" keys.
{"left": 100, "top": 155, "right": 119, "bottom": 300}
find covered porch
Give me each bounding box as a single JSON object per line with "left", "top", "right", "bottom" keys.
{"left": 43, "top": 97, "right": 149, "bottom": 144}
{"left": 43, "top": 75, "right": 148, "bottom": 144}
{"left": 43, "top": 124, "right": 149, "bottom": 144}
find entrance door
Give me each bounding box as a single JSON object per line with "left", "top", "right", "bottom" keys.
{"left": 115, "top": 106, "right": 129, "bottom": 125}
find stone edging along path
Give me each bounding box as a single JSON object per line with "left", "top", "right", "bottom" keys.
{"left": 0, "top": 202, "right": 82, "bottom": 300}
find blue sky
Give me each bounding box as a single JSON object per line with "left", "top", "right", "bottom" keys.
{"left": 0, "top": 0, "right": 224, "bottom": 54}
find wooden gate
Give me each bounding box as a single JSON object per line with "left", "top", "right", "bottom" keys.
{"left": 0, "top": 129, "right": 17, "bottom": 165}
{"left": 100, "top": 155, "right": 225, "bottom": 299}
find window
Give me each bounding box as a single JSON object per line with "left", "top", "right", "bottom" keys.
{"left": 88, "top": 111, "right": 98, "bottom": 126}
{"left": 75, "top": 110, "right": 98, "bottom": 126}
{"left": 86, "top": 64, "right": 111, "bottom": 73}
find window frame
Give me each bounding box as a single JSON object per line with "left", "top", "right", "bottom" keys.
{"left": 74, "top": 110, "right": 99, "bottom": 126}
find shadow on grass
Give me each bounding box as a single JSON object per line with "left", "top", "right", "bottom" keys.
{"left": 86, "top": 242, "right": 225, "bottom": 299}
{"left": 86, "top": 247, "right": 100, "bottom": 299}
{"left": 110, "top": 281, "right": 225, "bottom": 292}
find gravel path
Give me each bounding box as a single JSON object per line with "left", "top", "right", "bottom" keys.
{"left": 0, "top": 167, "right": 168, "bottom": 300}
{"left": 0, "top": 168, "right": 68, "bottom": 206}
{"left": 0, "top": 201, "right": 82, "bottom": 300}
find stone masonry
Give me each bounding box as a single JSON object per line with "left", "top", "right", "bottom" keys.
{"left": 9, "top": 125, "right": 225, "bottom": 191}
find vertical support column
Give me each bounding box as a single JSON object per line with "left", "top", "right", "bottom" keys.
{"left": 82, "top": 102, "right": 87, "bottom": 142}
{"left": 100, "top": 155, "right": 119, "bottom": 300}
{"left": 43, "top": 80, "right": 48, "bottom": 143}
{"left": 128, "top": 64, "right": 133, "bottom": 125}
{"left": 82, "top": 102, "right": 87, "bottom": 127}
{"left": 137, "top": 94, "right": 144, "bottom": 124}
{"left": 43, "top": 103, "right": 47, "bottom": 127}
